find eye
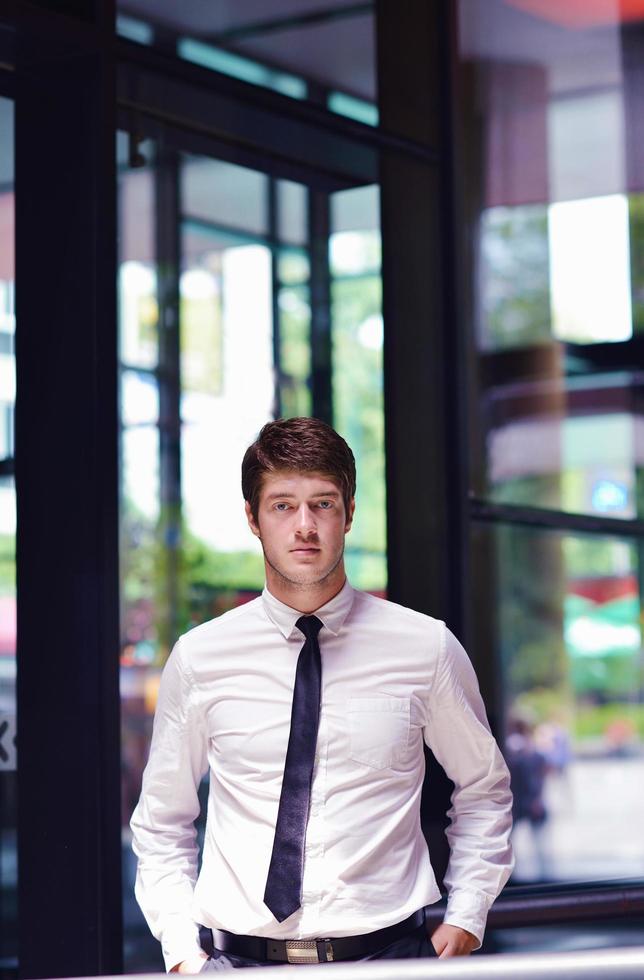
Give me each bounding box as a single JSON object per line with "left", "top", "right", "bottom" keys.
{"left": 317, "top": 500, "right": 333, "bottom": 509}
{"left": 274, "top": 502, "right": 290, "bottom": 511}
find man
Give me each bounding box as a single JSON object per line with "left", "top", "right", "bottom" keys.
{"left": 131, "top": 417, "right": 513, "bottom": 971}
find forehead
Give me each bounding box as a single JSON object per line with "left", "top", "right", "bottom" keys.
{"left": 258, "top": 469, "right": 342, "bottom": 498}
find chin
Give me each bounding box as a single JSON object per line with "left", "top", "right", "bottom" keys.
{"left": 285, "top": 571, "right": 324, "bottom": 587}
{"left": 298, "top": 567, "right": 342, "bottom": 588}
{"left": 266, "top": 550, "right": 343, "bottom": 589}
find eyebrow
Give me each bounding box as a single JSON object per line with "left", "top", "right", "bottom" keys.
{"left": 265, "top": 490, "right": 341, "bottom": 500}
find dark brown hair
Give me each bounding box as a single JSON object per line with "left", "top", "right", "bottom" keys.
{"left": 242, "top": 417, "right": 356, "bottom": 521}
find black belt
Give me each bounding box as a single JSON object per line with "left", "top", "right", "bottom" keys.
{"left": 201, "top": 908, "right": 426, "bottom": 965}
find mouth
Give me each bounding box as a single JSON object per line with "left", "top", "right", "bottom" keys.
{"left": 290, "top": 547, "right": 320, "bottom": 555}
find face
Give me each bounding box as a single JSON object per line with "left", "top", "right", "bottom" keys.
{"left": 245, "top": 470, "right": 354, "bottom": 594}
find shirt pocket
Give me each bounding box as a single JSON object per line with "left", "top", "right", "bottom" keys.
{"left": 347, "top": 696, "right": 411, "bottom": 770}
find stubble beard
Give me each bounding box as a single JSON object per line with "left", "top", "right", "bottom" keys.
{"left": 262, "top": 542, "right": 345, "bottom": 592}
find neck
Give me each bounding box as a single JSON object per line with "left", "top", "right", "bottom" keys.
{"left": 265, "top": 564, "right": 347, "bottom": 614}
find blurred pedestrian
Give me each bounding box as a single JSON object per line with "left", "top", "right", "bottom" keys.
{"left": 507, "top": 714, "right": 550, "bottom": 880}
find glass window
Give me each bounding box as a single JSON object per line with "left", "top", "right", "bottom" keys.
{"left": 458, "top": 2, "right": 644, "bottom": 520}
{"left": 0, "top": 94, "right": 16, "bottom": 976}
{"left": 0, "top": 279, "right": 14, "bottom": 461}
{"left": 0, "top": 476, "right": 16, "bottom": 972}
{"left": 277, "top": 276, "right": 311, "bottom": 419}
{"left": 119, "top": 143, "right": 306, "bottom": 971}
{"left": 182, "top": 156, "right": 268, "bottom": 238}
{"left": 118, "top": 139, "right": 166, "bottom": 972}
{"left": 471, "top": 521, "right": 644, "bottom": 885}
{"left": 331, "top": 184, "right": 385, "bottom": 593}
{"left": 277, "top": 179, "right": 307, "bottom": 247}
{"left": 178, "top": 156, "right": 314, "bottom": 621}
{"left": 180, "top": 233, "right": 272, "bottom": 611}
{"left": 459, "top": 7, "right": 644, "bottom": 940}
{"left": 119, "top": 133, "right": 387, "bottom": 969}
{"left": 119, "top": 156, "right": 158, "bottom": 370}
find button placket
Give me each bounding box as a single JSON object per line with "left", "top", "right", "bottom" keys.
{"left": 301, "top": 705, "right": 328, "bottom": 914}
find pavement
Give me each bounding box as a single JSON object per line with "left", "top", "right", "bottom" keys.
{"left": 511, "top": 754, "right": 644, "bottom": 882}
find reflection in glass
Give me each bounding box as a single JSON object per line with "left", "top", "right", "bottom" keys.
{"left": 0, "top": 281, "right": 14, "bottom": 461}
{"left": 182, "top": 157, "right": 268, "bottom": 237}
{"left": 0, "top": 105, "right": 14, "bottom": 463}
{"left": 118, "top": 161, "right": 157, "bottom": 369}
{"left": 278, "top": 281, "right": 311, "bottom": 420}
{"left": 121, "top": 425, "right": 160, "bottom": 526}
{"left": 472, "top": 521, "right": 644, "bottom": 884}
{"left": 478, "top": 204, "right": 550, "bottom": 351}
{"left": 118, "top": 140, "right": 167, "bottom": 972}
{"left": 180, "top": 265, "right": 223, "bottom": 398}
{"left": 0, "top": 478, "right": 16, "bottom": 970}
{"left": 118, "top": 262, "right": 158, "bottom": 369}
{"left": 121, "top": 370, "right": 159, "bottom": 427}
{"left": 118, "top": 136, "right": 387, "bottom": 969}
{"left": 0, "top": 94, "right": 16, "bottom": 974}
{"left": 486, "top": 381, "right": 644, "bottom": 521}
{"left": 277, "top": 180, "right": 307, "bottom": 248}
{"left": 180, "top": 237, "right": 272, "bottom": 609}
{"left": 330, "top": 184, "right": 381, "bottom": 276}
{"left": 480, "top": 197, "right": 634, "bottom": 349}
{"left": 278, "top": 247, "right": 309, "bottom": 285}
{"left": 331, "top": 185, "right": 385, "bottom": 593}
{"left": 459, "top": 1, "right": 644, "bottom": 518}
{"left": 549, "top": 195, "right": 632, "bottom": 343}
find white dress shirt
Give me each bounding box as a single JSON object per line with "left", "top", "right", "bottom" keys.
{"left": 131, "top": 580, "right": 513, "bottom": 971}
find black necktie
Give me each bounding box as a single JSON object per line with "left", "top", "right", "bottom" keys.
{"left": 263, "top": 615, "right": 323, "bottom": 922}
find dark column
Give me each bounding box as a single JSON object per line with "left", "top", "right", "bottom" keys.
{"left": 268, "top": 176, "right": 283, "bottom": 419}
{"left": 308, "top": 190, "right": 333, "bottom": 425}
{"left": 376, "top": 0, "right": 463, "bottom": 887}
{"left": 376, "top": 0, "right": 465, "bottom": 625}
{"left": 155, "top": 142, "right": 184, "bottom": 652}
{"left": 15, "top": 9, "right": 122, "bottom": 978}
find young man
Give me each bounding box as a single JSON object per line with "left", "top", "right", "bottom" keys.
{"left": 131, "top": 417, "right": 513, "bottom": 971}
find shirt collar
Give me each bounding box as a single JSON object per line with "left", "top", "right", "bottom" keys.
{"left": 262, "top": 578, "right": 355, "bottom": 640}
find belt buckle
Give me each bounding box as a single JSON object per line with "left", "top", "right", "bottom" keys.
{"left": 285, "top": 940, "right": 334, "bottom": 964}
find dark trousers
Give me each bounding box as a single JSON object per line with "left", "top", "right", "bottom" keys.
{"left": 200, "top": 925, "right": 437, "bottom": 970}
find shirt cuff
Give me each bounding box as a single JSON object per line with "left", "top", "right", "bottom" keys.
{"left": 161, "top": 918, "right": 203, "bottom": 973}
{"left": 442, "top": 889, "right": 492, "bottom": 949}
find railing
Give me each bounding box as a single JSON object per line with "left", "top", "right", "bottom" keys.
{"left": 91, "top": 945, "right": 644, "bottom": 979}
{"left": 484, "top": 882, "right": 644, "bottom": 929}
{"left": 423, "top": 881, "right": 644, "bottom": 931}
{"left": 107, "top": 883, "right": 644, "bottom": 980}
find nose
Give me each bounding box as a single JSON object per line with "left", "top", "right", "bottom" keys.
{"left": 295, "top": 503, "right": 317, "bottom": 536}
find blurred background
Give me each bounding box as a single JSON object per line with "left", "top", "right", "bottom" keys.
{"left": 2, "top": 1, "right": 644, "bottom": 977}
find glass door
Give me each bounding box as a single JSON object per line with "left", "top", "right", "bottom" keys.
{"left": 117, "top": 132, "right": 385, "bottom": 972}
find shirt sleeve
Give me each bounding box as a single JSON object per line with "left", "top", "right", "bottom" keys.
{"left": 423, "top": 623, "right": 514, "bottom": 947}
{"left": 130, "top": 636, "right": 209, "bottom": 972}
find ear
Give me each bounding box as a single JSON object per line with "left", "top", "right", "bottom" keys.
{"left": 344, "top": 497, "right": 355, "bottom": 533}
{"left": 245, "top": 500, "right": 261, "bottom": 539}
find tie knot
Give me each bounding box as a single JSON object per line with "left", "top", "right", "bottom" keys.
{"left": 296, "top": 615, "right": 323, "bottom": 641}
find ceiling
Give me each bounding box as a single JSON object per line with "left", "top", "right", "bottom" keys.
{"left": 117, "top": 0, "right": 641, "bottom": 107}
{"left": 119, "top": 0, "right": 377, "bottom": 101}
